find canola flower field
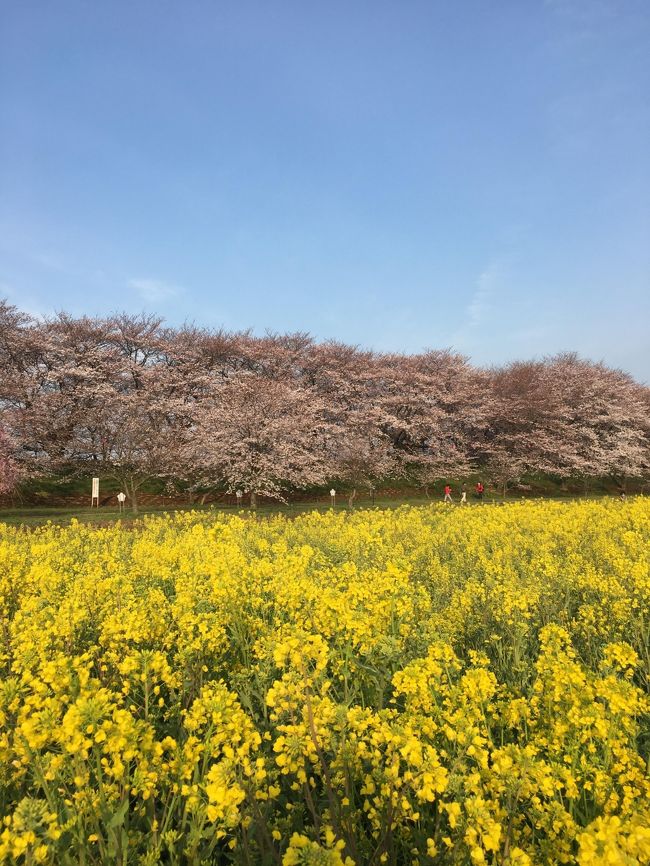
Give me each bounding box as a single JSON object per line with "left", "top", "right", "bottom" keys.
{"left": 1, "top": 500, "right": 649, "bottom": 866}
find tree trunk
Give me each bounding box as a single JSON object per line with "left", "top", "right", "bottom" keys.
{"left": 128, "top": 478, "right": 139, "bottom": 514}
{"left": 609, "top": 474, "right": 628, "bottom": 495}
{"left": 502, "top": 480, "right": 507, "bottom": 499}
{"left": 250, "top": 491, "right": 258, "bottom": 510}
{"left": 348, "top": 488, "right": 357, "bottom": 509}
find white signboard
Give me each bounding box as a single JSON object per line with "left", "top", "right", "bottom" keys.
{"left": 91, "top": 477, "right": 100, "bottom": 507}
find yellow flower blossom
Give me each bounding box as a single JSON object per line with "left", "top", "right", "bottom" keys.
{"left": 0, "top": 500, "right": 648, "bottom": 863}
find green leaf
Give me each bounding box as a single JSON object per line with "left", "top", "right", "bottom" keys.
{"left": 108, "top": 798, "right": 129, "bottom": 830}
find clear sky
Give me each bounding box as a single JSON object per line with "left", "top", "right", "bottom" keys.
{"left": 1, "top": 1, "right": 649, "bottom": 381}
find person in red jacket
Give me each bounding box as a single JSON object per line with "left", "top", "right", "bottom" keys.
{"left": 444, "top": 484, "right": 453, "bottom": 504}
{"left": 476, "top": 481, "right": 484, "bottom": 502}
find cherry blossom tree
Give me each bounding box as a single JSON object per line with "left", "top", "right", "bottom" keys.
{"left": 475, "top": 361, "right": 570, "bottom": 496}
{"left": 384, "top": 351, "right": 483, "bottom": 495}
{"left": 193, "top": 372, "right": 333, "bottom": 508}
{"left": 473, "top": 355, "right": 649, "bottom": 495}
{"left": 0, "top": 301, "right": 45, "bottom": 474}
{"left": 302, "top": 342, "right": 400, "bottom": 505}
{"left": 0, "top": 429, "right": 22, "bottom": 495}
{"left": 332, "top": 421, "right": 397, "bottom": 508}
{"left": 0, "top": 300, "right": 35, "bottom": 389}
{"left": 2, "top": 297, "right": 649, "bottom": 508}
{"left": 544, "top": 354, "right": 650, "bottom": 490}
{"left": 4, "top": 313, "right": 198, "bottom": 511}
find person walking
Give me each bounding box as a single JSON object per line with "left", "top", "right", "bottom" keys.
{"left": 460, "top": 484, "right": 467, "bottom": 505}
{"left": 444, "top": 484, "right": 453, "bottom": 504}
{"left": 476, "top": 481, "right": 484, "bottom": 502}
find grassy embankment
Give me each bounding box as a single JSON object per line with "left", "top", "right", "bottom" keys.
{"left": 1, "top": 470, "right": 642, "bottom": 526}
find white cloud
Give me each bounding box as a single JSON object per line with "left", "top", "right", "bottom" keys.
{"left": 128, "top": 277, "right": 183, "bottom": 303}
{"left": 451, "top": 263, "right": 501, "bottom": 351}
{"left": 466, "top": 268, "right": 495, "bottom": 329}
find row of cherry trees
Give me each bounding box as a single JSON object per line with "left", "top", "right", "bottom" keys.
{"left": 1, "top": 300, "right": 648, "bottom": 509}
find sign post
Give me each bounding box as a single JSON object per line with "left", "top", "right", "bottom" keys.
{"left": 91, "top": 477, "right": 99, "bottom": 508}
{"left": 330, "top": 488, "right": 336, "bottom": 508}
{"left": 236, "top": 490, "right": 243, "bottom": 508}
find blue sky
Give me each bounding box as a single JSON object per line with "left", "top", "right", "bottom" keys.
{"left": 1, "top": 1, "right": 649, "bottom": 381}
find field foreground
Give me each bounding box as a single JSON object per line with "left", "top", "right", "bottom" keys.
{"left": 1, "top": 500, "right": 649, "bottom": 865}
